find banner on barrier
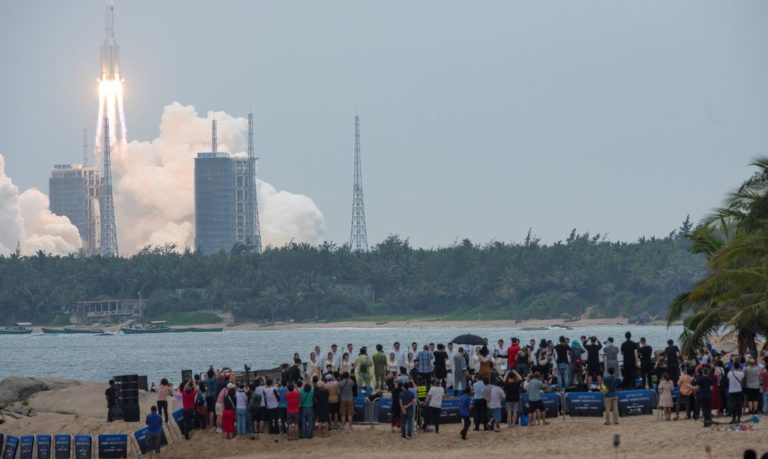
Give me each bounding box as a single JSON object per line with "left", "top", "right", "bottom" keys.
{"left": 618, "top": 389, "right": 655, "bottom": 416}
{"left": 19, "top": 435, "right": 34, "bottom": 459}
{"left": 98, "top": 434, "right": 128, "bottom": 459}
{"left": 37, "top": 435, "right": 52, "bottom": 459}
{"left": 134, "top": 427, "right": 169, "bottom": 455}
{"left": 520, "top": 392, "right": 560, "bottom": 418}
{"left": 564, "top": 392, "right": 604, "bottom": 417}
{"left": 3, "top": 436, "right": 18, "bottom": 459}
{"left": 73, "top": 435, "right": 92, "bottom": 459}
{"left": 54, "top": 434, "right": 71, "bottom": 459}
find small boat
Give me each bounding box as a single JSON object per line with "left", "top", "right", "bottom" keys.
{"left": 121, "top": 321, "right": 171, "bottom": 334}
{"left": 42, "top": 327, "right": 67, "bottom": 334}
{"left": 549, "top": 324, "right": 573, "bottom": 330}
{"left": 0, "top": 322, "right": 33, "bottom": 335}
{"left": 520, "top": 326, "right": 548, "bottom": 331}
{"left": 170, "top": 327, "right": 195, "bottom": 333}
{"left": 189, "top": 327, "right": 223, "bottom": 333}
{"left": 64, "top": 326, "right": 105, "bottom": 334}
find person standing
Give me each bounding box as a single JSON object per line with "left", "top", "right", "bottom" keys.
{"left": 638, "top": 338, "right": 654, "bottom": 388}
{"left": 155, "top": 379, "right": 171, "bottom": 424}
{"left": 524, "top": 372, "right": 548, "bottom": 426}
{"left": 665, "top": 340, "right": 681, "bottom": 386}
{"left": 743, "top": 358, "right": 761, "bottom": 414}
{"left": 105, "top": 379, "right": 117, "bottom": 422}
{"left": 433, "top": 344, "right": 449, "bottom": 383}
{"left": 507, "top": 338, "right": 521, "bottom": 377}
{"left": 263, "top": 379, "right": 280, "bottom": 435}
{"left": 235, "top": 385, "right": 249, "bottom": 436}
{"left": 727, "top": 362, "right": 745, "bottom": 424}
{"left": 761, "top": 364, "right": 768, "bottom": 416}
{"left": 299, "top": 382, "right": 315, "bottom": 439}
{"left": 487, "top": 379, "right": 506, "bottom": 432}
{"left": 354, "top": 347, "right": 375, "bottom": 393}
{"left": 698, "top": 367, "right": 713, "bottom": 426}
{"left": 675, "top": 370, "right": 694, "bottom": 420}
{"left": 415, "top": 345, "right": 434, "bottom": 386}
{"left": 285, "top": 383, "right": 300, "bottom": 440}
{"left": 503, "top": 370, "right": 522, "bottom": 427}
{"left": 584, "top": 336, "right": 603, "bottom": 389}
{"left": 453, "top": 348, "right": 468, "bottom": 391}
{"left": 314, "top": 381, "right": 331, "bottom": 438}
{"left": 620, "top": 332, "right": 639, "bottom": 389}
{"left": 458, "top": 387, "right": 472, "bottom": 440}
{"left": 554, "top": 336, "right": 571, "bottom": 390}
{"left": 471, "top": 376, "right": 488, "bottom": 431}
{"left": 602, "top": 367, "right": 619, "bottom": 425}
{"left": 338, "top": 372, "right": 355, "bottom": 431}
{"left": 423, "top": 379, "right": 445, "bottom": 433}
{"left": 181, "top": 380, "right": 197, "bottom": 440}
{"left": 399, "top": 382, "right": 416, "bottom": 439}
{"left": 221, "top": 385, "right": 236, "bottom": 440}
{"left": 657, "top": 373, "right": 674, "bottom": 420}
{"left": 373, "top": 345, "right": 388, "bottom": 391}
{"left": 603, "top": 338, "right": 620, "bottom": 380}
{"left": 145, "top": 405, "right": 163, "bottom": 458}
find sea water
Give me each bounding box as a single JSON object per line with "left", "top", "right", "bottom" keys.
{"left": 1, "top": 325, "right": 684, "bottom": 384}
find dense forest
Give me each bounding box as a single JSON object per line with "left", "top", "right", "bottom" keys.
{"left": 0, "top": 219, "right": 705, "bottom": 325}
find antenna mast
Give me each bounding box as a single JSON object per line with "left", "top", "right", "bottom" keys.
{"left": 246, "top": 112, "right": 262, "bottom": 253}
{"left": 350, "top": 114, "right": 368, "bottom": 251}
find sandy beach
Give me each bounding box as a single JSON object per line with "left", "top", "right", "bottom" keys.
{"left": 1, "top": 378, "right": 766, "bottom": 459}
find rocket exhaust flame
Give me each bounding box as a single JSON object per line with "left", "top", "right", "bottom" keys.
{"left": 95, "top": 3, "right": 126, "bottom": 153}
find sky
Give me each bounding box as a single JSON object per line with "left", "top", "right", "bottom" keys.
{"left": 0, "top": 1, "right": 767, "bottom": 248}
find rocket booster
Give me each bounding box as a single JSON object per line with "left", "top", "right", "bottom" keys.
{"left": 100, "top": 4, "right": 120, "bottom": 80}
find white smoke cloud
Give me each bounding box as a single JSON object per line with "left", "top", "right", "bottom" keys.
{"left": 112, "top": 102, "right": 326, "bottom": 254}
{"left": 0, "top": 154, "right": 83, "bottom": 256}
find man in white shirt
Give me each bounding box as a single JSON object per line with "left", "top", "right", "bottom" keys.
{"left": 494, "top": 339, "right": 506, "bottom": 373}
{"left": 728, "top": 362, "right": 745, "bottom": 424}
{"left": 393, "top": 342, "right": 407, "bottom": 370}
{"left": 446, "top": 343, "right": 456, "bottom": 388}
{"left": 486, "top": 381, "right": 506, "bottom": 432}
{"left": 424, "top": 383, "right": 445, "bottom": 433}
{"left": 314, "top": 345, "right": 325, "bottom": 370}
{"left": 346, "top": 343, "right": 357, "bottom": 363}
{"left": 330, "top": 344, "right": 341, "bottom": 371}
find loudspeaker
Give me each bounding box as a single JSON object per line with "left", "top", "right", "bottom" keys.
{"left": 138, "top": 376, "right": 148, "bottom": 392}
{"left": 122, "top": 404, "right": 140, "bottom": 422}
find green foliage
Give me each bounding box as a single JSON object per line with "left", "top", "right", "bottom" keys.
{"left": 668, "top": 156, "right": 768, "bottom": 356}
{"left": 0, "top": 228, "right": 704, "bottom": 325}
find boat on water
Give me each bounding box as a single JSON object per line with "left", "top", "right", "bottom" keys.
{"left": 121, "top": 321, "right": 172, "bottom": 334}
{"left": 42, "top": 326, "right": 105, "bottom": 334}
{"left": 170, "top": 326, "right": 223, "bottom": 333}
{"left": 0, "top": 322, "right": 33, "bottom": 335}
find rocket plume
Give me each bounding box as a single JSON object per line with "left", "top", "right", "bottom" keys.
{"left": 95, "top": 3, "right": 126, "bottom": 153}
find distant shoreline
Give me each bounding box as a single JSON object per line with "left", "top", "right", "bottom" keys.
{"left": 32, "top": 317, "right": 681, "bottom": 333}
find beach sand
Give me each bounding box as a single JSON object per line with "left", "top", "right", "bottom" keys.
{"left": 2, "top": 379, "right": 766, "bottom": 458}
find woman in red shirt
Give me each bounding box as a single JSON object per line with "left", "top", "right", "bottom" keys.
{"left": 221, "top": 384, "right": 236, "bottom": 439}
{"left": 285, "top": 383, "right": 301, "bottom": 440}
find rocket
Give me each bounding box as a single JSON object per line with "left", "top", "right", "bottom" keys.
{"left": 100, "top": 4, "right": 120, "bottom": 80}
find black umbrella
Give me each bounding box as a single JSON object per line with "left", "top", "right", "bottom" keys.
{"left": 450, "top": 334, "right": 485, "bottom": 346}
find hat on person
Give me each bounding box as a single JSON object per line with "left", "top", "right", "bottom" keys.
{"left": 324, "top": 374, "right": 334, "bottom": 382}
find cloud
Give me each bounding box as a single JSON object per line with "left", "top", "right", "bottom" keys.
{"left": 0, "top": 154, "right": 82, "bottom": 256}
{"left": 112, "top": 102, "right": 326, "bottom": 254}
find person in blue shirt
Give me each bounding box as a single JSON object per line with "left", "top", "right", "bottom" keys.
{"left": 145, "top": 405, "right": 163, "bottom": 457}
{"left": 278, "top": 381, "right": 288, "bottom": 434}
{"left": 458, "top": 387, "right": 472, "bottom": 440}
{"left": 602, "top": 367, "right": 620, "bottom": 425}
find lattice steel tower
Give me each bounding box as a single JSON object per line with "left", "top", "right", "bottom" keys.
{"left": 99, "top": 116, "right": 119, "bottom": 256}
{"left": 350, "top": 114, "right": 368, "bottom": 251}
{"left": 245, "top": 112, "right": 262, "bottom": 253}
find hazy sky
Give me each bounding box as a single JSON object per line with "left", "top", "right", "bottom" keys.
{"left": 1, "top": 1, "right": 767, "bottom": 248}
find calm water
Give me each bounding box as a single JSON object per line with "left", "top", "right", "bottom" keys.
{"left": 1, "top": 325, "right": 683, "bottom": 385}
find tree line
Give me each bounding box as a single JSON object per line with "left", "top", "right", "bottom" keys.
{"left": 0, "top": 222, "right": 704, "bottom": 325}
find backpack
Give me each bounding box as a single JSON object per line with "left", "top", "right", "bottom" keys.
{"left": 359, "top": 357, "right": 370, "bottom": 372}
{"left": 248, "top": 390, "right": 262, "bottom": 413}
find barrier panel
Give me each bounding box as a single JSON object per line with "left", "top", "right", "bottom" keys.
{"left": 19, "top": 435, "right": 34, "bottom": 459}
{"left": 354, "top": 396, "right": 465, "bottom": 424}
{"left": 618, "top": 389, "right": 656, "bottom": 416}
{"left": 2, "top": 436, "right": 18, "bottom": 459}
{"left": 36, "top": 435, "right": 51, "bottom": 459}
{"left": 74, "top": 435, "right": 92, "bottom": 459}
{"left": 97, "top": 434, "right": 128, "bottom": 459}
{"left": 564, "top": 392, "right": 604, "bottom": 417}
{"left": 133, "top": 427, "right": 169, "bottom": 455}
{"left": 54, "top": 435, "right": 71, "bottom": 459}
{"left": 519, "top": 392, "right": 560, "bottom": 418}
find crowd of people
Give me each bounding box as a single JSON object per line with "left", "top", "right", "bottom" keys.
{"left": 123, "top": 331, "right": 768, "bottom": 452}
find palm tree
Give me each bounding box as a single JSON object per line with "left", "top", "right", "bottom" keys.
{"left": 668, "top": 157, "right": 768, "bottom": 356}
